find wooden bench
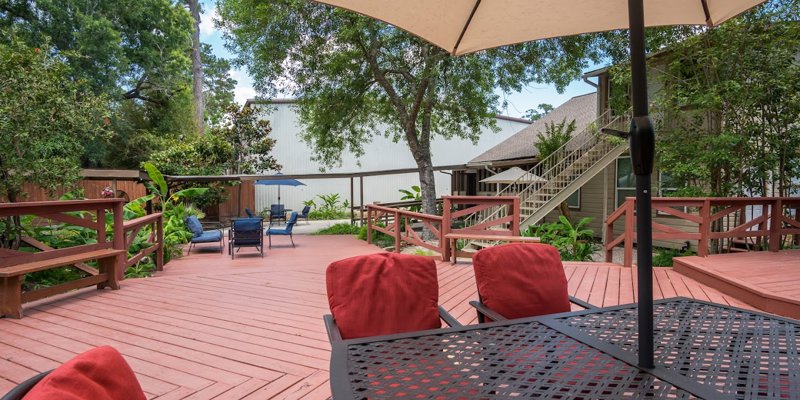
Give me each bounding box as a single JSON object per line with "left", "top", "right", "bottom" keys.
{"left": 0, "top": 248, "right": 125, "bottom": 319}
{"left": 444, "top": 233, "right": 540, "bottom": 264}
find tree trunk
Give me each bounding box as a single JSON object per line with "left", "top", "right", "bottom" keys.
{"left": 187, "top": 0, "right": 205, "bottom": 135}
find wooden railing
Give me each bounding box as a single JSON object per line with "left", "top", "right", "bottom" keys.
{"left": 365, "top": 196, "right": 522, "bottom": 260}
{"left": 122, "top": 212, "right": 164, "bottom": 273}
{"left": 0, "top": 199, "right": 164, "bottom": 275}
{"left": 605, "top": 197, "right": 800, "bottom": 268}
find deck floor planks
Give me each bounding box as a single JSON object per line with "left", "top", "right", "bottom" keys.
{"left": 0, "top": 235, "right": 773, "bottom": 399}
{"left": 673, "top": 250, "right": 800, "bottom": 317}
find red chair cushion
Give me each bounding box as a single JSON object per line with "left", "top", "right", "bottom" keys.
{"left": 23, "top": 346, "right": 145, "bottom": 400}
{"left": 327, "top": 253, "right": 441, "bottom": 339}
{"left": 473, "top": 243, "right": 570, "bottom": 320}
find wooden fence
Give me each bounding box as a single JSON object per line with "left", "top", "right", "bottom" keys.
{"left": 605, "top": 197, "right": 800, "bottom": 268}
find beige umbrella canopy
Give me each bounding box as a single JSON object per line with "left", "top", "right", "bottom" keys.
{"left": 315, "top": 0, "right": 765, "bottom": 55}
{"left": 311, "top": 0, "right": 767, "bottom": 369}
{"left": 480, "top": 167, "right": 546, "bottom": 185}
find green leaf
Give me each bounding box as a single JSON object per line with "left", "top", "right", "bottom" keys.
{"left": 142, "top": 162, "right": 168, "bottom": 198}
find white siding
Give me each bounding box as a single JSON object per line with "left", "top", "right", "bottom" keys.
{"left": 251, "top": 103, "right": 529, "bottom": 213}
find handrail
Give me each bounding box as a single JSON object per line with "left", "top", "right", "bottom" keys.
{"left": 122, "top": 212, "right": 164, "bottom": 271}
{"left": 365, "top": 196, "right": 522, "bottom": 261}
{"left": 462, "top": 110, "right": 629, "bottom": 230}
{"left": 122, "top": 213, "right": 163, "bottom": 231}
{"left": 605, "top": 196, "right": 800, "bottom": 267}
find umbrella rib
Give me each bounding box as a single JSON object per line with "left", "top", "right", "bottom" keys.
{"left": 700, "top": 0, "right": 713, "bottom": 26}
{"left": 452, "top": 0, "right": 481, "bottom": 55}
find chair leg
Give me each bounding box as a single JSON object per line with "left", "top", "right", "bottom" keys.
{"left": 187, "top": 242, "right": 193, "bottom": 256}
{"left": 268, "top": 234, "right": 272, "bottom": 249}
{"left": 290, "top": 234, "right": 295, "bottom": 248}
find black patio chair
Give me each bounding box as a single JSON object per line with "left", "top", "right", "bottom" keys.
{"left": 228, "top": 218, "right": 264, "bottom": 259}
{"left": 323, "top": 253, "right": 461, "bottom": 343}
{"left": 269, "top": 204, "right": 286, "bottom": 225}
{"left": 298, "top": 205, "right": 311, "bottom": 224}
{"left": 470, "top": 243, "right": 596, "bottom": 323}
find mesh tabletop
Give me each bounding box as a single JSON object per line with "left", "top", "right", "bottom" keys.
{"left": 342, "top": 321, "right": 695, "bottom": 399}
{"left": 559, "top": 299, "right": 800, "bottom": 400}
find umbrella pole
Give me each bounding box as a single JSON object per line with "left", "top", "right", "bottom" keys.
{"left": 628, "top": 0, "right": 655, "bottom": 369}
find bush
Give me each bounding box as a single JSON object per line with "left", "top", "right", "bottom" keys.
{"left": 357, "top": 223, "right": 395, "bottom": 248}
{"left": 308, "top": 210, "right": 351, "bottom": 220}
{"left": 523, "top": 216, "right": 598, "bottom": 261}
{"left": 653, "top": 248, "right": 694, "bottom": 267}
{"left": 314, "top": 223, "right": 361, "bottom": 235}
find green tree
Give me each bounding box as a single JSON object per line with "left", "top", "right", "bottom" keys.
{"left": 217, "top": 0, "right": 604, "bottom": 216}
{"left": 216, "top": 105, "right": 282, "bottom": 174}
{"left": 0, "top": 33, "right": 109, "bottom": 203}
{"left": 1, "top": 0, "right": 194, "bottom": 102}
{"left": 535, "top": 118, "right": 577, "bottom": 220}
{"left": 654, "top": 12, "right": 800, "bottom": 197}
{"left": 524, "top": 103, "right": 554, "bottom": 121}
{"left": 202, "top": 44, "right": 238, "bottom": 127}
{"left": 535, "top": 118, "right": 577, "bottom": 160}
{"left": 149, "top": 105, "right": 281, "bottom": 175}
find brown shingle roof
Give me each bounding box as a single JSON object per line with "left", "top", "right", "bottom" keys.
{"left": 470, "top": 92, "right": 597, "bottom": 164}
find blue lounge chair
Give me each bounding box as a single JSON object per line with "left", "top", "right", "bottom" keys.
{"left": 269, "top": 204, "right": 286, "bottom": 225}
{"left": 267, "top": 212, "right": 298, "bottom": 248}
{"left": 228, "top": 218, "right": 264, "bottom": 259}
{"left": 245, "top": 208, "right": 256, "bottom": 218}
{"left": 184, "top": 216, "right": 223, "bottom": 254}
{"left": 298, "top": 205, "right": 311, "bottom": 224}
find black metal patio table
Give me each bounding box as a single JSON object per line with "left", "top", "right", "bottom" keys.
{"left": 330, "top": 298, "right": 800, "bottom": 399}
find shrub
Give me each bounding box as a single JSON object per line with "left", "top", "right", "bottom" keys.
{"left": 653, "top": 248, "right": 694, "bottom": 267}
{"left": 523, "top": 216, "right": 598, "bottom": 261}
{"left": 305, "top": 193, "right": 351, "bottom": 220}
{"left": 357, "top": 223, "right": 395, "bottom": 248}
{"left": 314, "top": 223, "right": 361, "bottom": 235}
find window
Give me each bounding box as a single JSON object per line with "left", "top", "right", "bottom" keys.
{"left": 658, "top": 171, "right": 686, "bottom": 215}
{"left": 566, "top": 189, "right": 581, "bottom": 209}
{"left": 616, "top": 157, "right": 636, "bottom": 207}
{"left": 658, "top": 171, "right": 677, "bottom": 197}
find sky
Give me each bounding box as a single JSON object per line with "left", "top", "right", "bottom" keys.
{"left": 199, "top": 1, "right": 599, "bottom": 118}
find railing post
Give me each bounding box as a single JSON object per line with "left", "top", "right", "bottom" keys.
{"left": 394, "top": 211, "right": 401, "bottom": 252}
{"left": 442, "top": 197, "right": 451, "bottom": 262}
{"left": 605, "top": 216, "right": 613, "bottom": 263}
{"left": 367, "top": 207, "right": 373, "bottom": 244}
{"left": 155, "top": 214, "right": 164, "bottom": 271}
{"left": 698, "top": 199, "right": 711, "bottom": 257}
{"left": 794, "top": 202, "right": 800, "bottom": 247}
{"left": 769, "top": 198, "right": 782, "bottom": 252}
{"left": 624, "top": 199, "right": 634, "bottom": 268}
{"left": 112, "top": 201, "right": 126, "bottom": 282}
{"left": 511, "top": 197, "right": 521, "bottom": 235}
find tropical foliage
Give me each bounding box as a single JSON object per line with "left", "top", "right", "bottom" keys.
{"left": 314, "top": 223, "right": 361, "bottom": 235}
{"left": 523, "top": 216, "right": 598, "bottom": 261}
{"left": 307, "top": 193, "right": 350, "bottom": 220}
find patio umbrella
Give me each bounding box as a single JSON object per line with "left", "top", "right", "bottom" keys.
{"left": 480, "top": 167, "right": 546, "bottom": 194}
{"left": 254, "top": 172, "right": 306, "bottom": 204}
{"left": 480, "top": 167, "right": 546, "bottom": 185}
{"left": 310, "top": 0, "right": 767, "bottom": 368}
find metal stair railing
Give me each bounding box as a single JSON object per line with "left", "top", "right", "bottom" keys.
{"left": 461, "top": 110, "right": 629, "bottom": 231}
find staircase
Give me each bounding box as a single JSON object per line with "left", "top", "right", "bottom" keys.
{"left": 463, "top": 110, "right": 630, "bottom": 235}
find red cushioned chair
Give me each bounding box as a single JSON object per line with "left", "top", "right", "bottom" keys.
{"left": 470, "top": 243, "right": 596, "bottom": 323}
{"left": 1, "top": 346, "right": 145, "bottom": 400}
{"left": 323, "top": 253, "right": 461, "bottom": 342}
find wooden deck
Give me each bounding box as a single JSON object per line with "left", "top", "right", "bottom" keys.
{"left": 0, "top": 235, "right": 753, "bottom": 399}
{"left": 674, "top": 250, "right": 800, "bottom": 319}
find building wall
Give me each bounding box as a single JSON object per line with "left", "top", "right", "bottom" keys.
{"left": 250, "top": 102, "right": 530, "bottom": 213}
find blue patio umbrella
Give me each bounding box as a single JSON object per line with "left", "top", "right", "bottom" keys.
{"left": 255, "top": 172, "right": 306, "bottom": 204}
